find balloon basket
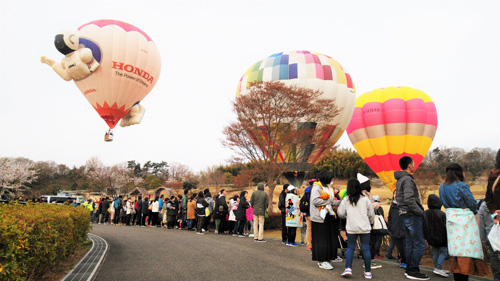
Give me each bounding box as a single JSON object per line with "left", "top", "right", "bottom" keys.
{"left": 104, "top": 130, "right": 114, "bottom": 142}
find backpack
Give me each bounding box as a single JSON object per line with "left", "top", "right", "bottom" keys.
{"left": 114, "top": 199, "right": 120, "bottom": 209}
{"left": 299, "top": 192, "right": 310, "bottom": 213}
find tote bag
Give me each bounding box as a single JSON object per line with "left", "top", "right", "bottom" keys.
{"left": 372, "top": 214, "right": 389, "bottom": 235}
{"left": 488, "top": 223, "right": 500, "bottom": 252}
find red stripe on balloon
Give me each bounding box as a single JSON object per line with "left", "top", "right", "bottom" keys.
{"left": 363, "top": 153, "right": 424, "bottom": 173}
{"left": 310, "top": 125, "right": 336, "bottom": 164}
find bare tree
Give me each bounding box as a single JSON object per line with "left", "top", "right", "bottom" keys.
{"left": 86, "top": 157, "right": 133, "bottom": 194}
{"left": 168, "top": 162, "right": 192, "bottom": 182}
{"left": 222, "top": 81, "right": 341, "bottom": 212}
{"left": 0, "top": 157, "right": 38, "bottom": 198}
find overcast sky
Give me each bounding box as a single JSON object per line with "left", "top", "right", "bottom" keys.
{"left": 1, "top": 0, "right": 499, "bottom": 172}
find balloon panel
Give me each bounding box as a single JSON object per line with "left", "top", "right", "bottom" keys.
{"left": 237, "top": 50, "right": 356, "bottom": 166}
{"left": 75, "top": 20, "right": 161, "bottom": 129}
{"left": 346, "top": 86, "right": 437, "bottom": 191}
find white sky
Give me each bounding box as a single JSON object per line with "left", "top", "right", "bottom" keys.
{"left": 1, "top": 0, "right": 499, "bottom": 172}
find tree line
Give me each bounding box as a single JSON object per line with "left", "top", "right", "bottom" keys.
{"left": 1, "top": 146, "right": 496, "bottom": 200}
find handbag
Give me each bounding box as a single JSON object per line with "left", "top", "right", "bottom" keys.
{"left": 265, "top": 210, "right": 269, "bottom": 219}
{"left": 372, "top": 214, "right": 389, "bottom": 235}
{"left": 205, "top": 207, "right": 210, "bottom": 217}
{"left": 148, "top": 203, "right": 153, "bottom": 211}
{"left": 488, "top": 223, "right": 500, "bottom": 252}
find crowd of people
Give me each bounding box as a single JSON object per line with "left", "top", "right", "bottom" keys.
{"left": 77, "top": 150, "right": 500, "bottom": 281}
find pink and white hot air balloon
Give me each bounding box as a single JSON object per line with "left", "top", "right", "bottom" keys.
{"left": 41, "top": 19, "right": 161, "bottom": 141}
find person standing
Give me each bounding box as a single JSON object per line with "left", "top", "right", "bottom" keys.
{"left": 136, "top": 196, "right": 143, "bottom": 226}
{"left": 395, "top": 156, "right": 428, "bottom": 280}
{"left": 278, "top": 184, "right": 289, "bottom": 244}
{"left": 337, "top": 178, "right": 374, "bottom": 279}
{"left": 387, "top": 190, "right": 407, "bottom": 269}
{"left": 250, "top": 183, "right": 269, "bottom": 242}
{"left": 203, "top": 190, "right": 214, "bottom": 232}
{"left": 285, "top": 185, "right": 301, "bottom": 247}
{"left": 181, "top": 190, "right": 189, "bottom": 229}
{"left": 423, "top": 194, "right": 449, "bottom": 278}
{"left": 151, "top": 196, "right": 160, "bottom": 227}
{"left": 187, "top": 194, "right": 196, "bottom": 230}
{"left": 216, "top": 189, "right": 229, "bottom": 235}
{"left": 196, "top": 191, "right": 209, "bottom": 234}
{"left": 236, "top": 191, "right": 250, "bottom": 237}
{"left": 484, "top": 149, "right": 500, "bottom": 281}
{"left": 113, "top": 195, "right": 122, "bottom": 225}
{"left": 439, "top": 163, "right": 488, "bottom": 281}
{"left": 141, "top": 197, "right": 149, "bottom": 227}
{"left": 166, "top": 197, "right": 177, "bottom": 229}
{"left": 310, "top": 170, "right": 339, "bottom": 270}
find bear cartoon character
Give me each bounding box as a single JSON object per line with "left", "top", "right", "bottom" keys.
{"left": 41, "top": 30, "right": 99, "bottom": 81}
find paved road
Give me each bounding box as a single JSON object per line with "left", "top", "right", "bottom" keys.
{"left": 91, "top": 225, "right": 488, "bottom": 281}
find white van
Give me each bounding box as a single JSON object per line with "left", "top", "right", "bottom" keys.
{"left": 41, "top": 195, "right": 86, "bottom": 205}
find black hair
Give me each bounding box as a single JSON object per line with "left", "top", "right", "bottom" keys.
{"left": 283, "top": 184, "right": 289, "bottom": 191}
{"left": 220, "top": 189, "right": 225, "bottom": 194}
{"left": 205, "top": 192, "right": 212, "bottom": 198}
{"left": 346, "top": 178, "right": 362, "bottom": 206}
{"left": 138, "top": 196, "right": 142, "bottom": 200}
{"left": 240, "top": 191, "right": 248, "bottom": 198}
{"left": 399, "top": 156, "right": 413, "bottom": 170}
{"left": 198, "top": 191, "right": 204, "bottom": 198}
{"left": 317, "top": 170, "right": 335, "bottom": 186}
{"left": 170, "top": 196, "right": 175, "bottom": 200}
{"left": 444, "top": 163, "right": 464, "bottom": 185}
{"left": 184, "top": 189, "right": 188, "bottom": 195}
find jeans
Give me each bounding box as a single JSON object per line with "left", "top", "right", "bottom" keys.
{"left": 432, "top": 246, "right": 447, "bottom": 269}
{"left": 387, "top": 237, "right": 396, "bottom": 257}
{"left": 187, "top": 219, "right": 194, "bottom": 229}
{"left": 488, "top": 244, "right": 500, "bottom": 280}
{"left": 346, "top": 233, "right": 371, "bottom": 272}
{"left": 401, "top": 214, "right": 425, "bottom": 274}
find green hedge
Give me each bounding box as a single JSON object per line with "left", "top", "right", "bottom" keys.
{"left": 0, "top": 203, "right": 92, "bottom": 280}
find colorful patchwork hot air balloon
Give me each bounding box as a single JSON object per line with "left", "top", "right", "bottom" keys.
{"left": 41, "top": 19, "right": 161, "bottom": 141}
{"left": 237, "top": 50, "right": 356, "bottom": 186}
{"left": 346, "top": 86, "right": 438, "bottom": 191}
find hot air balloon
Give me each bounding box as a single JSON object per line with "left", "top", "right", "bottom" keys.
{"left": 41, "top": 19, "right": 161, "bottom": 141}
{"left": 346, "top": 86, "right": 438, "bottom": 191}
{"left": 237, "top": 51, "right": 356, "bottom": 186}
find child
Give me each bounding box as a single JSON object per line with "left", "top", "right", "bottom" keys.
{"left": 246, "top": 203, "right": 254, "bottom": 237}
{"left": 423, "top": 194, "right": 449, "bottom": 278}
{"left": 387, "top": 190, "right": 407, "bottom": 268}
{"left": 285, "top": 185, "right": 301, "bottom": 246}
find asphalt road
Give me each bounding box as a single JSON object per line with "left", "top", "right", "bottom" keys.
{"left": 90, "top": 224, "right": 486, "bottom": 281}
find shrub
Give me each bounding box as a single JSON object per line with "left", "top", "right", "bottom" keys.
{"left": 0, "top": 203, "right": 91, "bottom": 280}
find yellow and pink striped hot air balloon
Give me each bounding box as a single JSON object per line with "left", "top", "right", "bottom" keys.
{"left": 346, "top": 87, "right": 438, "bottom": 191}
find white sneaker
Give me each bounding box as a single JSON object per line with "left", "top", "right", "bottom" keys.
{"left": 249, "top": 234, "right": 254, "bottom": 238}
{"left": 318, "top": 261, "right": 334, "bottom": 270}
{"left": 331, "top": 257, "right": 343, "bottom": 263}
{"left": 433, "top": 268, "right": 449, "bottom": 278}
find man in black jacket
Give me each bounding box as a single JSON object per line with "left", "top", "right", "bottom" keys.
{"left": 278, "top": 184, "right": 289, "bottom": 244}
{"left": 395, "top": 156, "right": 428, "bottom": 281}
{"left": 101, "top": 197, "right": 110, "bottom": 225}
{"left": 141, "top": 197, "right": 149, "bottom": 227}
{"left": 216, "top": 190, "right": 229, "bottom": 235}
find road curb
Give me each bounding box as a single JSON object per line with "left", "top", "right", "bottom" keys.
{"left": 61, "top": 233, "right": 109, "bottom": 281}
